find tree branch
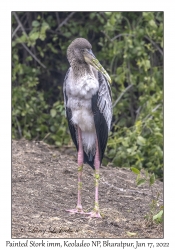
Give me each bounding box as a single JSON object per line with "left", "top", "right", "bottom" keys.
{"left": 145, "top": 35, "right": 163, "bottom": 56}
{"left": 12, "top": 24, "right": 20, "bottom": 39}
{"left": 15, "top": 116, "right": 22, "bottom": 138}
{"left": 112, "top": 84, "right": 133, "bottom": 108}
{"left": 143, "top": 104, "right": 162, "bottom": 122}
{"left": 56, "top": 12, "right": 75, "bottom": 30}
{"left": 13, "top": 12, "right": 27, "bottom": 36}
{"left": 101, "top": 31, "right": 112, "bottom": 42}
{"left": 135, "top": 106, "right": 142, "bottom": 120}
{"left": 111, "top": 33, "right": 135, "bottom": 42}
{"left": 14, "top": 33, "right": 46, "bottom": 69}
{"left": 55, "top": 12, "right": 60, "bottom": 29}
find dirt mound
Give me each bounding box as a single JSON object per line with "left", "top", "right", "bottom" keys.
{"left": 12, "top": 139, "right": 163, "bottom": 238}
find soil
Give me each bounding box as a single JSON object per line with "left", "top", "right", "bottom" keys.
{"left": 12, "top": 139, "right": 163, "bottom": 239}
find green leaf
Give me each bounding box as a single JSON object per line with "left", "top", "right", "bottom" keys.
{"left": 137, "top": 136, "right": 146, "bottom": 146}
{"left": 29, "top": 32, "right": 39, "bottom": 41}
{"left": 55, "top": 141, "right": 61, "bottom": 146}
{"left": 108, "top": 149, "right": 116, "bottom": 158}
{"left": 136, "top": 178, "right": 146, "bottom": 186}
{"left": 149, "top": 19, "right": 157, "bottom": 28}
{"left": 32, "top": 20, "right": 40, "bottom": 27}
{"left": 50, "top": 109, "right": 57, "bottom": 117}
{"left": 149, "top": 173, "right": 155, "bottom": 186}
{"left": 50, "top": 125, "right": 55, "bottom": 132}
{"left": 144, "top": 60, "right": 151, "bottom": 71}
{"left": 130, "top": 167, "right": 140, "bottom": 175}
{"left": 122, "top": 140, "right": 129, "bottom": 147}
{"left": 153, "top": 210, "right": 163, "bottom": 222}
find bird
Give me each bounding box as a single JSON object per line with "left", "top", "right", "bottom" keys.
{"left": 63, "top": 38, "right": 112, "bottom": 218}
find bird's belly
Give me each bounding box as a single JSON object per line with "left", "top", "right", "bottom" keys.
{"left": 71, "top": 108, "right": 96, "bottom": 157}
{"left": 71, "top": 108, "right": 95, "bottom": 132}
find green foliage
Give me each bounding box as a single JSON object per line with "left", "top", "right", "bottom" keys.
{"left": 12, "top": 80, "right": 69, "bottom": 146}
{"left": 102, "top": 12, "right": 163, "bottom": 179}
{"left": 145, "top": 200, "right": 163, "bottom": 225}
{"left": 12, "top": 12, "right": 163, "bottom": 179}
{"left": 131, "top": 167, "right": 156, "bottom": 187}
{"left": 131, "top": 167, "right": 163, "bottom": 224}
{"left": 153, "top": 209, "right": 163, "bottom": 223}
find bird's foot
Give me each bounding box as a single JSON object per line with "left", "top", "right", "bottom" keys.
{"left": 66, "top": 205, "right": 85, "bottom": 214}
{"left": 85, "top": 210, "right": 102, "bottom": 218}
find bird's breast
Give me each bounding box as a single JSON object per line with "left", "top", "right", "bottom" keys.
{"left": 66, "top": 70, "right": 99, "bottom": 132}
{"left": 66, "top": 70, "right": 99, "bottom": 99}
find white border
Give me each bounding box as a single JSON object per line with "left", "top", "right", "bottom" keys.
{"left": 0, "top": 0, "right": 175, "bottom": 249}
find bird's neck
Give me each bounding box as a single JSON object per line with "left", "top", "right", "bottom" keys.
{"left": 71, "top": 61, "right": 92, "bottom": 79}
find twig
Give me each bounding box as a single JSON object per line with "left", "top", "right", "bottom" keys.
{"left": 123, "top": 16, "right": 132, "bottom": 31}
{"left": 135, "top": 106, "right": 142, "bottom": 120}
{"left": 19, "top": 38, "right": 46, "bottom": 68}
{"left": 126, "top": 60, "right": 135, "bottom": 122}
{"left": 55, "top": 12, "right": 60, "bottom": 29}
{"left": 145, "top": 35, "right": 163, "bottom": 56}
{"left": 14, "top": 34, "right": 46, "bottom": 69}
{"left": 112, "top": 84, "right": 133, "bottom": 108}
{"left": 56, "top": 12, "right": 75, "bottom": 30}
{"left": 99, "top": 12, "right": 108, "bottom": 21}
{"left": 101, "top": 31, "right": 112, "bottom": 42}
{"left": 111, "top": 33, "right": 134, "bottom": 42}
{"left": 13, "top": 12, "right": 27, "bottom": 36}
{"left": 143, "top": 104, "right": 162, "bottom": 122}
{"left": 12, "top": 24, "right": 20, "bottom": 39}
{"left": 42, "top": 133, "right": 50, "bottom": 142}
{"left": 15, "top": 116, "right": 22, "bottom": 138}
{"left": 152, "top": 104, "right": 162, "bottom": 112}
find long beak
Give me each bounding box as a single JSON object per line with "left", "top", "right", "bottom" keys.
{"left": 83, "top": 49, "right": 111, "bottom": 84}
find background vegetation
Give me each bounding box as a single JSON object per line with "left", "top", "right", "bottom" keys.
{"left": 12, "top": 12, "right": 163, "bottom": 179}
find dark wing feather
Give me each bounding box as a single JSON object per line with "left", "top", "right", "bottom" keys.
{"left": 92, "top": 71, "right": 112, "bottom": 164}
{"left": 66, "top": 108, "right": 78, "bottom": 151}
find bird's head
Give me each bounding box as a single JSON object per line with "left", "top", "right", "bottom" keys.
{"left": 67, "top": 38, "right": 111, "bottom": 84}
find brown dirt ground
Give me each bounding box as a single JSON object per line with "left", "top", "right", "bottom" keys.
{"left": 12, "top": 139, "right": 163, "bottom": 239}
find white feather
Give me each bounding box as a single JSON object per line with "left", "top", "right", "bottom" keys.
{"left": 64, "top": 66, "right": 112, "bottom": 159}
{"left": 65, "top": 67, "right": 99, "bottom": 156}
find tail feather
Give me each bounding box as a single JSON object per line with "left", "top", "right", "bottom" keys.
{"left": 83, "top": 151, "right": 95, "bottom": 169}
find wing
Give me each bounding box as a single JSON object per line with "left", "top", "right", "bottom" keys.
{"left": 92, "top": 71, "right": 112, "bottom": 164}
{"left": 63, "top": 68, "right": 78, "bottom": 151}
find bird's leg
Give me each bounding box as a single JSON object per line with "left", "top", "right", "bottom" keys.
{"left": 86, "top": 138, "right": 102, "bottom": 218}
{"left": 76, "top": 164, "right": 83, "bottom": 212}
{"left": 66, "top": 127, "right": 85, "bottom": 214}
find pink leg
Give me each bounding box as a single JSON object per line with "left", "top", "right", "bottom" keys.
{"left": 66, "top": 127, "right": 85, "bottom": 214}
{"left": 86, "top": 137, "right": 102, "bottom": 218}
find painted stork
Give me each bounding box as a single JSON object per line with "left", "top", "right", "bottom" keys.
{"left": 63, "top": 38, "right": 112, "bottom": 218}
